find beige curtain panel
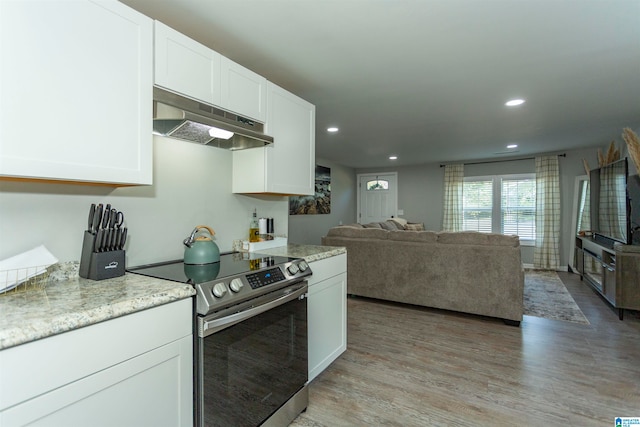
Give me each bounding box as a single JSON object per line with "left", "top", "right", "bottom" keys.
{"left": 442, "top": 164, "right": 464, "bottom": 232}
{"left": 534, "top": 156, "right": 561, "bottom": 269}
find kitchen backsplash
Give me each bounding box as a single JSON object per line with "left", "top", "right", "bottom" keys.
{"left": 0, "top": 136, "right": 289, "bottom": 266}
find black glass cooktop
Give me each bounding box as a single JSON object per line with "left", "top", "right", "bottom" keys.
{"left": 128, "top": 252, "right": 297, "bottom": 284}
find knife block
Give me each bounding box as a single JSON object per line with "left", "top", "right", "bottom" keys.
{"left": 79, "top": 231, "right": 125, "bottom": 280}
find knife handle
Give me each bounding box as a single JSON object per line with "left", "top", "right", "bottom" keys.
{"left": 88, "top": 204, "right": 96, "bottom": 233}
{"left": 120, "top": 228, "right": 127, "bottom": 250}
{"left": 94, "top": 204, "right": 103, "bottom": 233}
{"left": 94, "top": 229, "right": 103, "bottom": 252}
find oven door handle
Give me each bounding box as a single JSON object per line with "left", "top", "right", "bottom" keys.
{"left": 201, "top": 284, "right": 307, "bottom": 336}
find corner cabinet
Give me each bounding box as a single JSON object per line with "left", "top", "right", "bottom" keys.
{"left": 153, "top": 21, "right": 266, "bottom": 123}
{"left": 308, "top": 254, "right": 347, "bottom": 382}
{"left": 0, "top": 299, "right": 193, "bottom": 427}
{"left": 0, "top": 0, "right": 153, "bottom": 185}
{"left": 232, "top": 82, "right": 315, "bottom": 195}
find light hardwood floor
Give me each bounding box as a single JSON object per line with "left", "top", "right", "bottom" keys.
{"left": 292, "top": 272, "right": 640, "bottom": 426}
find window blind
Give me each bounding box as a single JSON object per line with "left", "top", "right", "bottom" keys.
{"left": 462, "top": 175, "right": 536, "bottom": 240}
{"left": 463, "top": 180, "right": 493, "bottom": 233}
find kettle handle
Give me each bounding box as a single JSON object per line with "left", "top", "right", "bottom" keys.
{"left": 183, "top": 225, "right": 216, "bottom": 247}
{"left": 195, "top": 225, "right": 215, "bottom": 237}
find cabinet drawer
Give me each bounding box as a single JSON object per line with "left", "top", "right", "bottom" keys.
{"left": 1, "top": 336, "right": 192, "bottom": 427}
{"left": 0, "top": 299, "right": 192, "bottom": 411}
{"left": 308, "top": 254, "right": 347, "bottom": 286}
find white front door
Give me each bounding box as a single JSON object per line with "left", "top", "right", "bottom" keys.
{"left": 357, "top": 172, "right": 398, "bottom": 224}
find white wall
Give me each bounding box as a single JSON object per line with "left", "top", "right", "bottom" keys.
{"left": 0, "top": 136, "right": 288, "bottom": 266}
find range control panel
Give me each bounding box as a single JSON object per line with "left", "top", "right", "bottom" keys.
{"left": 246, "top": 268, "right": 286, "bottom": 289}
{"left": 195, "top": 258, "right": 312, "bottom": 316}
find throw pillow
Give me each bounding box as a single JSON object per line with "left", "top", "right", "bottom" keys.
{"left": 362, "top": 222, "right": 382, "bottom": 229}
{"left": 405, "top": 223, "right": 425, "bottom": 231}
{"left": 388, "top": 217, "right": 408, "bottom": 229}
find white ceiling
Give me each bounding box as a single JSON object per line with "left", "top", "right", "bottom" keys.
{"left": 121, "top": 0, "right": 640, "bottom": 168}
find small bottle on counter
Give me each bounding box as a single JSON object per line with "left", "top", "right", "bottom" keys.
{"left": 258, "top": 218, "right": 268, "bottom": 242}
{"left": 249, "top": 209, "right": 259, "bottom": 242}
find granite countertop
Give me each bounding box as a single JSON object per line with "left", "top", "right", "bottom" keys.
{"left": 257, "top": 243, "right": 346, "bottom": 262}
{"left": 0, "top": 244, "right": 341, "bottom": 351}
{"left": 0, "top": 265, "right": 195, "bottom": 351}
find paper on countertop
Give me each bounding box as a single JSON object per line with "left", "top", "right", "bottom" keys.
{"left": 0, "top": 245, "right": 59, "bottom": 292}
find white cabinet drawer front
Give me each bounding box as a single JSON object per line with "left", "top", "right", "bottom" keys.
{"left": 0, "top": 336, "right": 192, "bottom": 427}
{"left": 154, "top": 20, "right": 221, "bottom": 106}
{"left": 308, "top": 254, "right": 347, "bottom": 286}
{"left": 0, "top": 299, "right": 192, "bottom": 411}
{"left": 220, "top": 57, "right": 267, "bottom": 122}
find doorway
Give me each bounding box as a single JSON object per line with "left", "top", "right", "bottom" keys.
{"left": 357, "top": 172, "right": 398, "bottom": 223}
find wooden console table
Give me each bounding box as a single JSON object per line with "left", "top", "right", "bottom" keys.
{"left": 575, "top": 236, "right": 640, "bottom": 320}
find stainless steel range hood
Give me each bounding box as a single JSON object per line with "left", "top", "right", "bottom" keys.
{"left": 153, "top": 87, "right": 273, "bottom": 150}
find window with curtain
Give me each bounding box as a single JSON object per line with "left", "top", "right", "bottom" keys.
{"left": 462, "top": 174, "right": 536, "bottom": 243}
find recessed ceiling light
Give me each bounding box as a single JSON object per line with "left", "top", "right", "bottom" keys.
{"left": 389, "top": 156, "right": 398, "bottom": 160}
{"left": 505, "top": 99, "right": 525, "bottom": 107}
{"left": 327, "top": 127, "right": 339, "bottom": 132}
{"left": 507, "top": 144, "right": 518, "bottom": 149}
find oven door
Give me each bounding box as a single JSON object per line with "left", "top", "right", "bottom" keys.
{"left": 196, "top": 282, "right": 308, "bottom": 427}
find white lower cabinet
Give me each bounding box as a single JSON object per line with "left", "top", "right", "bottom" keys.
{"left": 307, "top": 254, "right": 347, "bottom": 382}
{"left": 0, "top": 299, "right": 193, "bottom": 427}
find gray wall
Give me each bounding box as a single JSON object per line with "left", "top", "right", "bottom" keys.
{"left": 2, "top": 133, "right": 636, "bottom": 267}
{"left": 0, "top": 136, "right": 289, "bottom": 265}
{"left": 288, "top": 158, "right": 357, "bottom": 245}
{"left": 358, "top": 146, "right": 605, "bottom": 267}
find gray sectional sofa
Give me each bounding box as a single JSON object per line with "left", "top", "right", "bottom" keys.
{"left": 321, "top": 221, "right": 524, "bottom": 325}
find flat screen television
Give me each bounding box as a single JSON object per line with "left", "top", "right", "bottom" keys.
{"left": 590, "top": 158, "right": 631, "bottom": 244}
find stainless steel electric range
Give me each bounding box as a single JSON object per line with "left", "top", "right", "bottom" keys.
{"left": 128, "top": 252, "right": 312, "bottom": 427}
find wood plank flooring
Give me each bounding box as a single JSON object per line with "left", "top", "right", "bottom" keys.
{"left": 291, "top": 272, "right": 640, "bottom": 426}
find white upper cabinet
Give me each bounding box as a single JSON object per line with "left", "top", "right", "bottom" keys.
{"left": 220, "top": 57, "right": 267, "bottom": 122}
{"left": 154, "top": 20, "right": 222, "bottom": 107}
{"left": 0, "top": 0, "right": 153, "bottom": 185}
{"left": 154, "top": 21, "right": 266, "bottom": 123}
{"left": 232, "top": 82, "right": 315, "bottom": 195}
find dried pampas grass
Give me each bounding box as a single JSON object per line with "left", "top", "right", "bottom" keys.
{"left": 597, "top": 141, "right": 621, "bottom": 166}
{"left": 583, "top": 158, "right": 590, "bottom": 176}
{"left": 622, "top": 127, "right": 640, "bottom": 173}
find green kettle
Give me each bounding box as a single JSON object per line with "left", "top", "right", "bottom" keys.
{"left": 183, "top": 225, "right": 220, "bottom": 265}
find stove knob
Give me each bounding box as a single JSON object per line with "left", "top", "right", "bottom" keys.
{"left": 212, "top": 282, "right": 227, "bottom": 298}
{"left": 287, "top": 263, "right": 299, "bottom": 275}
{"left": 298, "top": 260, "right": 309, "bottom": 272}
{"left": 230, "top": 278, "right": 244, "bottom": 293}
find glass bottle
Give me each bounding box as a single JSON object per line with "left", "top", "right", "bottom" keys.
{"left": 249, "top": 209, "right": 260, "bottom": 242}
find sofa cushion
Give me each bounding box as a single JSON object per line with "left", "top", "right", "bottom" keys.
{"left": 437, "top": 231, "right": 519, "bottom": 247}
{"left": 344, "top": 223, "right": 364, "bottom": 228}
{"left": 326, "top": 226, "right": 389, "bottom": 239}
{"left": 388, "top": 230, "right": 437, "bottom": 243}
{"left": 486, "top": 233, "right": 520, "bottom": 247}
